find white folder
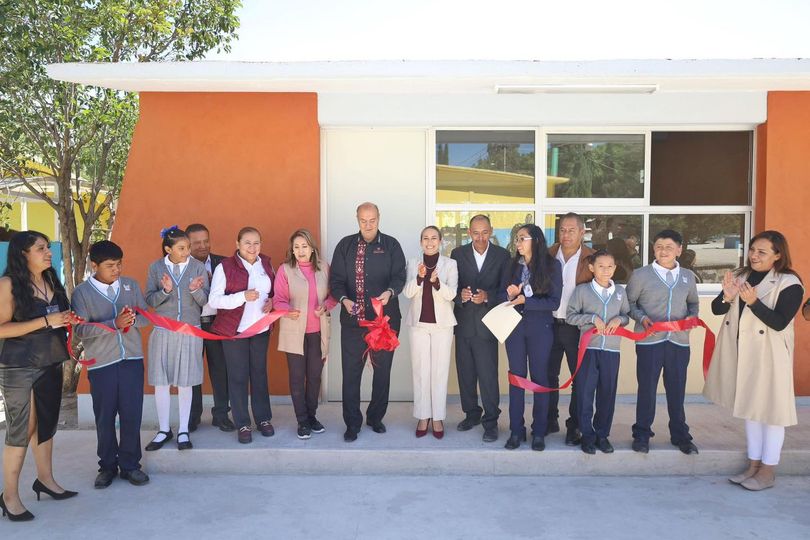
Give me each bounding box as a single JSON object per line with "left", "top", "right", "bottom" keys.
{"left": 481, "top": 301, "right": 522, "bottom": 343}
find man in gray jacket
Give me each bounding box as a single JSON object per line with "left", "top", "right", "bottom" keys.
{"left": 626, "top": 229, "right": 699, "bottom": 455}
{"left": 73, "top": 241, "right": 151, "bottom": 488}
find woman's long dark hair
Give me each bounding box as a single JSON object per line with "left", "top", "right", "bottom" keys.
{"left": 4, "top": 231, "right": 68, "bottom": 321}
{"left": 735, "top": 230, "right": 801, "bottom": 281}
{"left": 511, "top": 224, "right": 555, "bottom": 295}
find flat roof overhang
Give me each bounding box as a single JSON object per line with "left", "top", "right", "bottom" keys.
{"left": 46, "top": 59, "right": 810, "bottom": 93}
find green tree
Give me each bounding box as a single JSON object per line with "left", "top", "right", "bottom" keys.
{"left": 0, "top": 0, "right": 241, "bottom": 391}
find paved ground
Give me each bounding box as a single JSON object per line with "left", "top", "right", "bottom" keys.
{"left": 0, "top": 473, "right": 808, "bottom": 539}
{"left": 1, "top": 399, "right": 810, "bottom": 538}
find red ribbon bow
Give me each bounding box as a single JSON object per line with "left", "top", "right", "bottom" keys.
{"left": 357, "top": 297, "right": 400, "bottom": 365}
{"left": 508, "top": 318, "right": 716, "bottom": 393}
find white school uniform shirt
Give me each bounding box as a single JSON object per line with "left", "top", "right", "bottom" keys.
{"left": 652, "top": 260, "right": 680, "bottom": 284}
{"left": 89, "top": 276, "right": 120, "bottom": 297}
{"left": 553, "top": 246, "right": 581, "bottom": 319}
{"left": 164, "top": 254, "right": 190, "bottom": 275}
{"left": 200, "top": 255, "right": 217, "bottom": 318}
{"left": 472, "top": 244, "right": 489, "bottom": 272}
{"left": 209, "top": 254, "right": 273, "bottom": 333}
{"left": 592, "top": 279, "right": 616, "bottom": 299}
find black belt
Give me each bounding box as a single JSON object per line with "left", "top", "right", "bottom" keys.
{"left": 200, "top": 315, "right": 215, "bottom": 324}
{"left": 554, "top": 318, "right": 570, "bottom": 325}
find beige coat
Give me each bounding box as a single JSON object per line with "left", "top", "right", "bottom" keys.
{"left": 703, "top": 269, "right": 803, "bottom": 426}
{"left": 277, "top": 262, "right": 331, "bottom": 357}
{"left": 403, "top": 255, "right": 458, "bottom": 328}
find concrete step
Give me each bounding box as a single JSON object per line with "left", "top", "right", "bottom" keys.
{"left": 79, "top": 401, "right": 810, "bottom": 476}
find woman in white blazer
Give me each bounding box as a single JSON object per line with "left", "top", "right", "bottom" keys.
{"left": 404, "top": 226, "right": 458, "bottom": 439}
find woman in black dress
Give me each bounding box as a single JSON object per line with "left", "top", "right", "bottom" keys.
{"left": 0, "top": 231, "right": 79, "bottom": 521}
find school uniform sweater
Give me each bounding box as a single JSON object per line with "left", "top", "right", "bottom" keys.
{"left": 72, "top": 277, "right": 150, "bottom": 370}
{"left": 144, "top": 257, "right": 209, "bottom": 324}
{"left": 566, "top": 281, "right": 631, "bottom": 352}
{"left": 625, "top": 264, "right": 699, "bottom": 346}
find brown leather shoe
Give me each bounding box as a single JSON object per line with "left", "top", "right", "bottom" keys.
{"left": 238, "top": 426, "right": 253, "bottom": 444}
{"left": 258, "top": 420, "right": 275, "bottom": 437}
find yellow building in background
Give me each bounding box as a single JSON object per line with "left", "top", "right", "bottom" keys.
{"left": 1, "top": 162, "right": 112, "bottom": 239}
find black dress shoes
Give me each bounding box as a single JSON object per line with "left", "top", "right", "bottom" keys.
{"left": 145, "top": 430, "right": 173, "bottom": 451}
{"left": 120, "top": 469, "right": 150, "bottom": 486}
{"left": 545, "top": 420, "right": 560, "bottom": 435}
{"left": 367, "top": 421, "right": 386, "bottom": 434}
{"left": 565, "top": 427, "right": 582, "bottom": 446}
{"left": 212, "top": 417, "right": 236, "bottom": 432}
{"left": 0, "top": 493, "right": 34, "bottom": 521}
{"left": 581, "top": 441, "right": 597, "bottom": 454}
{"left": 32, "top": 479, "right": 77, "bottom": 501}
{"left": 632, "top": 439, "right": 649, "bottom": 453}
{"left": 531, "top": 435, "right": 546, "bottom": 452}
{"left": 596, "top": 438, "right": 614, "bottom": 454}
{"left": 177, "top": 432, "right": 193, "bottom": 450}
{"left": 676, "top": 441, "right": 699, "bottom": 455}
{"left": 504, "top": 432, "right": 526, "bottom": 450}
{"left": 457, "top": 417, "right": 481, "bottom": 432}
{"left": 482, "top": 427, "right": 498, "bottom": 442}
{"left": 189, "top": 419, "right": 200, "bottom": 433}
{"left": 94, "top": 470, "right": 117, "bottom": 489}
{"left": 344, "top": 429, "right": 358, "bottom": 442}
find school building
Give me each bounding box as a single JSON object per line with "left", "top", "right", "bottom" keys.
{"left": 46, "top": 59, "right": 810, "bottom": 407}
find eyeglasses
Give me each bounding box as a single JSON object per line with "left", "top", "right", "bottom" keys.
{"left": 516, "top": 236, "right": 533, "bottom": 243}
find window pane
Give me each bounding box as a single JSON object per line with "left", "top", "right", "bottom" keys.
{"left": 435, "top": 210, "right": 535, "bottom": 256}
{"left": 547, "top": 134, "right": 645, "bottom": 198}
{"left": 545, "top": 214, "right": 643, "bottom": 284}
{"left": 649, "top": 214, "right": 746, "bottom": 284}
{"left": 651, "top": 131, "right": 752, "bottom": 205}
{"left": 436, "top": 131, "right": 535, "bottom": 204}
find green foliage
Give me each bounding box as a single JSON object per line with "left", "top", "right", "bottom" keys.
{"left": 551, "top": 140, "right": 644, "bottom": 198}
{"left": 0, "top": 0, "right": 241, "bottom": 294}
{"left": 473, "top": 144, "right": 535, "bottom": 176}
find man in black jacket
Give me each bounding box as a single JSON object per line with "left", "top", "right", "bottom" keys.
{"left": 187, "top": 223, "right": 234, "bottom": 432}
{"left": 451, "top": 215, "right": 511, "bottom": 442}
{"left": 330, "top": 202, "right": 407, "bottom": 442}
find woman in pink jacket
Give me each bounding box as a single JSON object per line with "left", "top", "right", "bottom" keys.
{"left": 274, "top": 229, "right": 337, "bottom": 440}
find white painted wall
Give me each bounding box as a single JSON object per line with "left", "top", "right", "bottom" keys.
{"left": 323, "top": 128, "right": 428, "bottom": 401}
{"left": 319, "top": 92, "right": 767, "bottom": 127}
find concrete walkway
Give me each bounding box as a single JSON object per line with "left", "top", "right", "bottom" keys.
{"left": 1, "top": 400, "right": 809, "bottom": 538}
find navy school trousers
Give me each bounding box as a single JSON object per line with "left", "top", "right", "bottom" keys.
{"left": 87, "top": 359, "right": 144, "bottom": 473}
{"left": 632, "top": 341, "right": 693, "bottom": 444}
{"left": 576, "top": 349, "right": 620, "bottom": 444}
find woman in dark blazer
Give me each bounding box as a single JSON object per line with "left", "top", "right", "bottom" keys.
{"left": 498, "top": 224, "right": 562, "bottom": 451}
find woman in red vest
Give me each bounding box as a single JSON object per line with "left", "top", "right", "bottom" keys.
{"left": 208, "top": 227, "right": 275, "bottom": 444}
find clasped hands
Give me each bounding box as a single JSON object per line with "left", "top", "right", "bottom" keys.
{"left": 722, "top": 270, "right": 757, "bottom": 305}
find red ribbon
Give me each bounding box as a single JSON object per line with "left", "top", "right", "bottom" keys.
{"left": 508, "top": 318, "right": 716, "bottom": 394}
{"left": 72, "top": 307, "right": 289, "bottom": 367}
{"left": 357, "top": 297, "right": 400, "bottom": 365}
{"left": 131, "top": 307, "right": 287, "bottom": 341}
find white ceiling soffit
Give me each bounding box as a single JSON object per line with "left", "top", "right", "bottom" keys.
{"left": 46, "top": 59, "right": 810, "bottom": 94}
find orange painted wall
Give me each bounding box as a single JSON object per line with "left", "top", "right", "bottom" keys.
{"left": 760, "top": 92, "right": 810, "bottom": 395}
{"left": 77, "top": 92, "right": 319, "bottom": 395}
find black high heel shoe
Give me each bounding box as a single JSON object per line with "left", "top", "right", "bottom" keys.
{"left": 32, "top": 479, "right": 78, "bottom": 501}
{"left": 0, "top": 493, "right": 35, "bottom": 522}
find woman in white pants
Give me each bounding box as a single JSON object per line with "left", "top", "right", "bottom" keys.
{"left": 404, "top": 226, "right": 458, "bottom": 439}
{"left": 704, "top": 230, "right": 804, "bottom": 491}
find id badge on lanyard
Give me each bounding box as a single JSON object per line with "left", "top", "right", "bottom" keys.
{"left": 46, "top": 304, "right": 60, "bottom": 315}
